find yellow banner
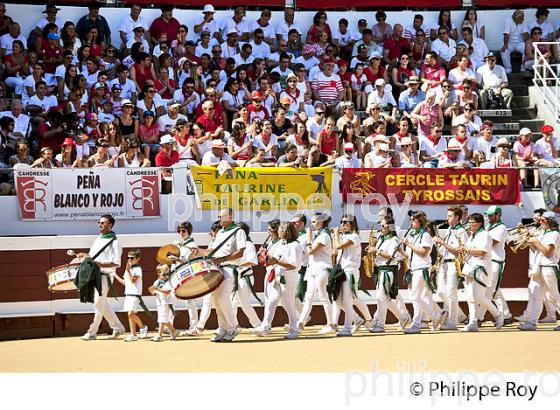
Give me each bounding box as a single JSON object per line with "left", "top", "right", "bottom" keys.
{"left": 191, "top": 166, "right": 333, "bottom": 210}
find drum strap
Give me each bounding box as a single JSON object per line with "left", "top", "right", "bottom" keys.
{"left": 232, "top": 267, "right": 263, "bottom": 305}
{"left": 208, "top": 227, "right": 242, "bottom": 259}
{"left": 124, "top": 294, "right": 153, "bottom": 316}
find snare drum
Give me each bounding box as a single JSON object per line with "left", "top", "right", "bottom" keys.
{"left": 46, "top": 260, "right": 81, "bottom": 292}
{"left": 170, "top": 256, "right": 224, "bottom": 299}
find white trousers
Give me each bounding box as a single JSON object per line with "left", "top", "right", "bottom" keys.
{"left": 298, "top": 269, "right": 333, "bottom": 325}
{"left": 331, "top": 269, "right": 373, "bottom": 327}
{"left": 437, "top": 262, "right": 461, "bottom": 326}
{"left": 261, "top": 273, "right": 299, "bottom": 332}
{"left": 478, "top": 261, "right": 511, "bottom": 320}
{"left": 212, "top": 277, "right": 236, "bottom": 334}
{"left": 376, "top": 269, "right": 404, "bottom": 326}
{"left": 464, "top": 275, "right": 499, "bottom": 325}
{"left": 184, "top": 299, "right": 199, "bottom": 329}
{"left": 87, "top": 275, "right": 125, "bottom": 335}
{"left": 232, "top": 274, "right": 262, "bottom": 328}
{"left": 409, "top": 269, "right": 435, "bottom": 327}
{"left": 195, "top": 293, "right": 213, "bottom": 329}
{"left": 527, "top": 267, "right": 560, "bottom": 325}
{"left": 500, "top": 42, "right": 525, "bottom": 72}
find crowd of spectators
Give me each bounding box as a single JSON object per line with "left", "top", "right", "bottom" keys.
{"left": 0, "top": 2, "right": 559, "bottom": 195}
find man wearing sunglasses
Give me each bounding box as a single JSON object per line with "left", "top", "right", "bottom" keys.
{"left": 81, "top": 214, "right": 126, "bottom": 340}
{"left": 475, "top": 52, "right": 512, "bottom": 109}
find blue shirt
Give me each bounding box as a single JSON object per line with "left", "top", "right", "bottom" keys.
{"left": 398, "top": 89, "right": 426, "bottom": 113}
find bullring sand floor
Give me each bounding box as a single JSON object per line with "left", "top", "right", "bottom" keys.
{"left": 1, "top": 323, "right": 559, "bottom": 372}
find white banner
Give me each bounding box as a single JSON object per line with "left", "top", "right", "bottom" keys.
{"left": 14, "top": 168, "right": 161, "bottom": 220}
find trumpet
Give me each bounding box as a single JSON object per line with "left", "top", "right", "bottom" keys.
{"left": 508, "top": 223, "right": 539, "bottom": 253}
{"left": 508, "top": 222, "right": 538, "bottom": 235}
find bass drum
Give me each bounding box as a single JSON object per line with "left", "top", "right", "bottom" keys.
{"left": 170, "top": 256, "right": 224, "bottom": 299}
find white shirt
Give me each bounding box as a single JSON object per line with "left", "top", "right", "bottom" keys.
{"left": 271, "top": 240, "right": 303, "bottom": 277}
{"left": 0, "top": 33, "right": 27, "bottom": 55}
{"left": 233, "top": 52, "right": 254, "bottom": 67}
{"left": 153, "top": 278, "right": 175, "bottom": 306}
{"left": 476, "top": 63, "right": 508, "bottom": 89}
{"left": 307, "top": 230, "right": 332, "bottom": 276}
{"left": 119, "top": 14, "right": 150, "bottom": 42}
{"left": 375, "top": 235, "right": 400, "bottom": 266}
{"left": 535, "top": 137, "right": 560, "bottom": 161}
{"left": 249, "top": 20, "right": 275, "bottom": 40}
{"left": 209, "top": 225, "right": 247, "bottom": 277}
{"left": 201, "top": 150, "right": 234, "bottom": 166}
{"left": 367, "top": 91, "right": 396, "bottom": 109}
{"left": 458, "top": 38, "right": 490, "bottom": 64}
{"left": 503, "top": 19, "right": 529, "bottom": 44}
{"left": 334, "top": 155, "right": 361, "bottom": 169}
{"left": 0, "top": 111, "right": 30, "bottom": 135}
{"left": 431, "top": 38, "right": 457, "bottom": 62}
{"left": 442, "top": 225, "right": 467, "bottom": 260}
{"left": 404, "top": 23, "right": 429, "bottom": 40}
{"left": 157, "top": 113, "right": 187, "bottom": 133}
{"left": 406, "top": 230, "right": 433, "bottom": 270}
{"left": 174, "top": 237, "right": 197, "bottom": 260}
{"left": 447, "top": 67, "right": 476, "bottom": 87}
{"left": 339, "top": 232, "right": 361, "bottom": 271}
{"left": 419, "top": 137, "right": 447, "bottom": 158}
{"left": 306, "top": 117, "right": 325, "bottom": 140}
{"left": 475, "top": 136, "right": 498, "bottom": 159}
{"left": 196, "top": 20, "right": 220, "bottom": 38}
{"left": 249, "top": 41, "right": 271, "bottom": 59}
{"left": 173, "top": 90, "right": 200, "bottom": 116}
{"left": 487, "top": 222, "right": 508, "bottom": 262}
{"left": 276, "top": 20, "right": 303, "bottom": 42}
{"left": 27, "top": 95, "right": 58, "bottom": 112}
{"left": 253, "top": 133, "right": 278, "bottom": 159}
{"left": 89, "top": 235, "right": 122, "bottom": 275}
{"left": 297, "top": 231, "right": 309, "bottom": 267}
{"left": 464, "top": 229, "right": 492, "bottom": 281}
{"left": 538, "top": 230, "right": 560, "bottom": 265}
{"left": 240, "top": 241, "right": 258, "bottom": 269}
{"left": 332, "top": 28, "right": 357, "bottom": 46}
{"left": 36, "top": 17, "right": 63, "bottom": 31}
{"left": 221, "top": 18, "right": 249, "bottom": 38}
{"left": 124, "top": 265, "right": 143, "bottom": 295}
{"left": 294, "top": 55, "right": 319, "bottom": 72}
{"left": 109, "top": 78, "right": 137, "bottom": 100}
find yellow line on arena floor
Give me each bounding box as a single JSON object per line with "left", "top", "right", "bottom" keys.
{"left": 1, "top": 324, "right": 558, "bottom": 372}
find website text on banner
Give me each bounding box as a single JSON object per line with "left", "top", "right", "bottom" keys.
{"left": 341, "top": 168, "right": 520, "bottom": 205}
{"left": 15, "top": 168, "right": 161, "bottom": 221}
{"left": 190, "top": 166, "right": 332, "bottom": 210}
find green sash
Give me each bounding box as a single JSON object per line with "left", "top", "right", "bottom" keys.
{"left": 296, "top": 266, "right": 307, "bottom": 302}
{"left": 492, "top": 259, "right": 505, "bottom": 298}
{"left": 124, "top": 294, "right": 153, "bottom": 317}
{"left": 473, "top": 266, "right": 488, "bottom": 287}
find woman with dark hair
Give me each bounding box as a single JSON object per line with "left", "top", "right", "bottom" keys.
{"left": 84, "top": 26, "right": 104, "bottom": 58}
{"left": 227, "top": 122, "right": 252, "bottom": 161}
{"left": 331, "top": 214, "right": 373, "bottom": 336}
{"left": 58, "top": 63, "right": 77, "bottom": 100}
{"left": 136, "top": 83, "right": 164, "bottom": 121}
{"left": 461, "top": 7, "right": 485, "bottom": 40}
{"left": 297, "top": 212, "right": 335, "bottom": 334}
{"left": 61, "top": 21, "right": 81, "bottom": 55}
{"left": 122, "top": 41, "right": 145, "bottom": 69}
{"left": 391, "top": 53, "right": 414, "bottom": 94}
{"left": 76, "top": 44, "right": 91, "bottom": 74}
{"left": 55, "top": 138, "right": 78, "bottom": 168}
{"left": 401, "top": 211, "right": 442, "bottom": 334}
{"left": 338, "top": 122, "right": 362, "bottom": 158}
{"left": 193, "top": 121, "right": 212, "bottom": 159}
{"left": 9, "top": 140, "right": 34, "bottom": 167}
{"left": 430, "top": 9, "right": 458, "bottom": 41}
{"left": 411, "top": 29, "right": 430, "bottom": 68}
{"left": 3, "top": 40, "right": 29, "bottom": 96}
{"left": 460, "top": 213, "right": 504, "bottom": 332}
{"left": 35, "top": 22, "right": 58, "bottom": 57}
{"left": 100, "top": 45, "right": 120, "bottom": 79}
{"left": 222, "top": 78, "right": 245, "bottom": 130}
{"left": 254, "top": 221, "right": 302, "bottom": 339}
{"left": 286, "top": 119, "right": 312, "bottom": 156}
{"left": 236, "top": 66, "right": 253, "bottom": 96}
{"left": 306, "top": 11, "right": 332, "bottom": 44}
{"left": 130, "top": 52, "right": 156, "bottom": 92}
{"left": 372, "top": 10, "right": 393, "bottom": 47}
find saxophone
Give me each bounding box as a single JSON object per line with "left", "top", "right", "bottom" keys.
{"left": 455, "top": 234, "right": 465, "bottom": 278}
{"left": 362, "top": 227, "right": 378, "bottom": 278}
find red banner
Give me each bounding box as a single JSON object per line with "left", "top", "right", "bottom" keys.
{"left": 341, "top": 168, "right": 520, "bottom": 205}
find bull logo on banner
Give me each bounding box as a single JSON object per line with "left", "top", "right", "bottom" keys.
{"left": 128, "top": 176, "right": 160, "bottom": 217}
{"left": 16, "top": 177, "right": 50, "bottom": 219}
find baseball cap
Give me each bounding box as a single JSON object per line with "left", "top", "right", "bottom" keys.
{"left": 122, "top": 99, "right": 134, "bottom": 106}
{"left": 542, "top": 211, "right": 556, "bottom": 220}
{"left": 47, "top": 32, "right": 60, "bottom": 41}
{"left": 94, "top": 82, "right": 105, "bottom": 90}
{"left": 541, "top": 124, "right": 554, "bottom": 133}
{"left": 175, "top": 118, "right": 188, "bottom": 126}
{"left": 343, "top": 142, "right": 354, "bottom": 151}
{"left": 485, "top": 205, "right": 502, "bottom": 215}
{"left": 111, "top": 83, "right": 122, "bottom": 91}
{"left": 167, "top": 99, "right": 181, "bottom": 108}
{"left": 519, "top": 127, "right": 532, "bottom": 136}
{"left": 375, "top": 78, "right": 385, "bottom": 87}
{"left": 211, "top": 139, "right": 225, "bottom": 149}
{"left": 143, "top": 110, "right": 155, "bottom": 117}
{"left": 496, "top": 137, "right": 511, "bottom": 147}
{"left": 251, "top": 90, "right": 263, "bottom": 101}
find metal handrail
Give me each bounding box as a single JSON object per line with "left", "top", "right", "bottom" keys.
{"left": 532, "top": 41, "right": 560, "bottom": 120}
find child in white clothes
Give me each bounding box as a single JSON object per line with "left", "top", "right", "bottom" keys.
{"left": 351, "top": 63, "right": 368, "bottom": 110}
{"left": 113, "top": 249, "right": 148, "bottom": 342}
{"left": 149, "top": 264, "right": 178, "bottom": 341}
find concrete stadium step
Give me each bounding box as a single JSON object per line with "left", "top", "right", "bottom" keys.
{"left": 511, "top": 96, "right": 531, "bottom": 108}
{"left": 478, "top": 108, "right": 537, "bottom": 120}
{"left": 509, "top": 84, "right": 529, "bottom": 96}
{"left": 519, "top": 118, "right": 545, "bottom": 133}
{"left": 507, "top": 72, "right": 533, "bottom": 83}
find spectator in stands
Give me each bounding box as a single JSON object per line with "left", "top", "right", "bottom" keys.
{"left": 61, "top": 21, "right": 81, "bottom": 55}
{"left": 419, "top": 122, "right": 446, "bottom": 167}
{"left": 0, "top": 3, "right": 12, "bottom": 37}
{"left": 458, "top": 27, "right": 489, "bottom": 70}
{"left": 535, "top": 124, "right": 560, "bottom": 166}
{"left": 174, "top": 78, "right": 200, "bottom": 120}
{"left": 277, "top": 143, "right": 304, "bottom": 167}
{"left": 137, "top": 82, "right": 165, "bottom": 121}
{"left": 367, "top": 79, "right": 397, "bottom": 119}
{"left": 220, "top": 7, "right": 250, "bottom": 43}
{"left": 352, "top": 29, "right": 380, "bottom": 58}
{"left": 396, "top": 137, "right": 418, "bottom": 168}
{"left": 154, "top": 133, "right": 178, "bottom": 168}
{"left": 130, "top": 52, "right": 156, "bottom": 93}
{"left": 404, "top": 14, "right": 429, "bottom": 41}
{"left": 158, "top": 100, "right": 187, "bottom": 134}
{"left": 202, "top": 139, "right": 237, "bottom": 167}
{"left": 0, "top": 21, "right": 26, "bottom": 57}
{"left": 287, "top": 120, "right": 312, "bottom": 156}
{"left": 27, "top": 80, "right": 57, "bottom": 113}
{"left": 197, "top": 99, "right": 224, "bottom": 141}
{"left": 501, "top": 9, "right": 529, "bottom": 74}
{"left": 490, "top": 137, "right": 513, "bottom": 168}
{"left": 419, "top": 51, "right": 446, "bottom": 92}
{"left": 76, "top": 1, "right": 111, "bottom": 45}
{"left": 307, "top": 11, "right": 332, "bottom": 45}
{"left": 452, "top": 103, "right": 481, "bottom": 136}
{"left": 391, "top": 54, "right": 414, "bottom": 95}
{"left": 476, "top": 52, "right": 512, "bottom": 109}
{"left": 372, "top": 10, "right": 392, "bottom": 48}
{"left": 253, "top": 119, "right": 279, "bottom": 161}
{"left": 448, "top": 56, "right": 476, "bottom": 92}
{"left": 276, "top": 5, "right": 302, "bottom": 44}
{"left": 334, "top": 142, "right": 361, "bottom": 169}
{"left": 431, "top": 27, "right": 456, "bottom": 68}
{"left": 307, "top": 143, "right": 335, "bottom": 167}
{"left": 398, "top": 76, "right": 426, "bottom": 115}
{"left": 227, "top": 122, "right": 251, "bottom": 162}
{"left": 461, "top": 7, "right": 485, "bottom": 40}
{"left": 8, "top": 139, "right": 33, "bottom": 167}
{"left": 118, "top": 3, "right": 150, "bottom": 47}
{"left": 524, "top": 27, "right": 551, "bottom": 72}
{"left": 438, "top": 139, "right": 469, "bottom": 169}
{"left": 0, "top": 100, "right": 29, "bottom": 135}
{"left": 149, "top": 5, "right": 180, "bottom": 47}
{"left": 446, "top": 79, "right": 478, "bottom": 118}
{"left": 3, "top": 39, "right": 28, "bottom": 97}
{"left": 383, "top": 24, "right": 410, "bottom": 69}
{"left": 193, "top": 5, "right": 219, "bottom": 40}
{"left": 336, "top": 101, "right": 360, "bottom": 132}
{"left": 530, "top": 8, "right": 554, "bottom": 41}
{"left": 365, "top": 142, "right": 392, "bottom": 168}
{"left": 286, "top": 29, "right": 303, "bottom": 59}
{"left": 430, "top": 9, "right": 458, "bottom": 42}
{"left": 138, "top": 110, "right": 159, "bottom": 159}
{"left": 473, "top": 121, "right": 498, "bottom": 166}
{"left": 410, "top": 89, "right": 443, "bottom": 140}
{"left": 411, "top": 28, "right": 430, "bottom": 69}
{"left": 115, "top": 99, "right": 138, "bottom": 139}
{"left": 31, "top": 146, "right": 55, "bottom": 168}
{"left": 312, "top": 59, "right": 342, "bottom": 114}
{"left": 513, "top": 127, "right": 539, "bottom": 188}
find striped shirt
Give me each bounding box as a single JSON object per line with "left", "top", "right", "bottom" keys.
{"left": 312, "top": 73, "right": 343, "bottom": 103}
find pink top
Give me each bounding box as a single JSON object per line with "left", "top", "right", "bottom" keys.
{"left": 418, "top": 102, "right": 441, "bottom": 136}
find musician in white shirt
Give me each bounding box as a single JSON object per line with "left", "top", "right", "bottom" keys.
{"left": 460, "top": 213, "right": 504, "bottom": 332}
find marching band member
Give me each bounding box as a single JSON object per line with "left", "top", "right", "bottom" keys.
{"left": 402, "top": 211, "right": 443, "bottom": 334}
{"left": 433, "top": 206, "right": 468, "bottom": 330}
{"left": 518, "top": 212, "right": 560, "bottom": 331}
{"left": 80, "top": 214, "right": 126, "bottom": 341}
{"left": 194, "top": 208, "right": 246, "bottom": 342}
{"left": 184, "top": 221, "right": 221, "bottom": 336}
{"left": 231, "top": 222, "right": 262, "bottom": 330}
{"left": 253, "top": 222, "right": 303, "bottom": 339}
{"left": 515, "top": 209, "right": 560, "bottom": 324}
{"left": 297, "top": 212, "right": 336, "bottom": 334}
{"left": 172, "top": 222, "right": 200, "bottom": 334}
{"left": 261, "top": 219, "right": 282, "bottom": 304}
{"left": 331, "top": 214, "right": 373, "bottom": 336}
{"left": 291, "top": 214, "right": 308, "bottom": 318}
{"left": 370, "top": 216, "right": 407, "bottom": 333}
{"left": 149, "top": 264, "right": 178, "bottom": 342}
{"left": 460, "top": 213, "right": 504, "bottom": 332}
{"left": 479, "top": 206, "right": 512, "bottom": 324}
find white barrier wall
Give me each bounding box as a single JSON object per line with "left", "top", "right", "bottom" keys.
{"left": 5, "top": 4, "right": 560, "bottom": 51}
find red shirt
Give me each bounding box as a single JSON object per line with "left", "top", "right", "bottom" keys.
{"left": 154, "top": 78, "right": 176, "bottom": 100}
{"left": 155, "top": 149, "right": 179, "bottom": 167}
{"left": 132, "top": 63, "right": 155, "bottom": 91}
{"left": 247, "top": 104, "right": 270, "bottom": 122}
{"left": 149, "top": 16, "right": 180, "bottom": 42}
{"left": 420, "top": 63, "right": 446, "bottom": 87}
{"left": 41, "top": 40, "right": 62, "bottom": 74}
{"left": 196, "top": 113, "right": 223, "bottom": 133}
{"left": 195, "top": 102, "right": 223, "bottom": 122}
{"left": 318, "top": 129, "right": 337, "bottom": 155}
{"left": 364, "top": 65, "right": 386, "bottom": 83}
{"left": 383, "top": 36, "right": 411, "bottom": 61}
{"left": 37, "top": 122, "right": 65, "bottom": 153}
